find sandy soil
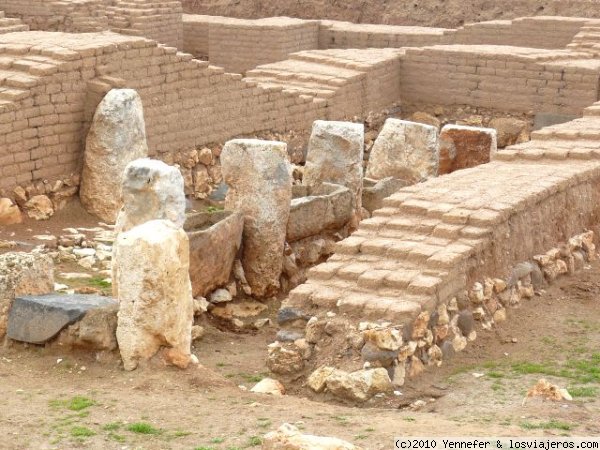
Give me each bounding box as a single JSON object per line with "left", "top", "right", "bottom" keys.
{"left": 0, "top": 256, "right": 598, "bottom": 449}
{"left": 182, "top": 0, "right": 600, "bottom": 28}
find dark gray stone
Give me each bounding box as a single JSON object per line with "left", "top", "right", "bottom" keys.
{"left": 440, "top": 340, "right": 455, "bottom": 360}
{"left": 275, "top": 330, "right": 304, "bottom": 342}
{"left": 361, "top": 341, "right": 398, "bottom": 367}
{"left": 277, "top": 307, "right": 308, "bottom": 325}
{"left": 7, "top": 294, "right": 117, "bottom": 344}
{"left": 457, "top": 310, "right": 475, "bottom": 337}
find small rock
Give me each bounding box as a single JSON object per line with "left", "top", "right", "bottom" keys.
{"left": 277, "top": 307, "right": 308, "bottom": 325}
{"left": 251, "top": 378, "right": 285, "bottom": 396}
{"left": 25, "top": 195, "right": 54, "bottom": 221}
{"left": 524, "top": 379, "right": 573, "bottom": 405}
{"left": 0, "top": 198, "right": 23, "bottom": 225}
{"left": 191, "top": 325, "right": 205, "bottom": 341}
{"left": 262, "top": 423, "right": 361, "bottom": 450}
{"left": 326, "top": 368, "right": 393, "bottom": 402}
{"left": 267, "top": 343, "right": 304, "bottom": 375}
{"left": 307, "top": 366, "right": 336, "bottom": 393}
{"left": 276, "top": 330, "right": 304, "bottom": 342}
{"left": 209, "top": 288, "right": 233, "bottom": 304}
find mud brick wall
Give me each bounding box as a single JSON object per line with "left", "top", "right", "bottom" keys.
{"left": 107, "top": 0, "right": 184, "bottom": 49}
{"left": 400, "top": 45, "right": 600, "bottom": 115}
{"left": 0, "top": 11, "right": 28, "bottom": 34}
{"left": 452, "top": 16, "right": 590, "bottom": 49}
{"left": 318, "top": 20, "right": 452, "bottom": 49}
{"left": 0, "top": 31, "right": 326, "bottom": 193}
{"left": 0, "top": 0, "right": 109, "bottom": 32}
{"left": 182, "top": 14, "right": 211, "bottom": 58}
{"left": 183, "top": 15, "right": 320, "bottom": 74}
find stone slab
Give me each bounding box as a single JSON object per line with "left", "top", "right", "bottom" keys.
{"left": 7, "top": 294, "right": 117, "bottom": 344}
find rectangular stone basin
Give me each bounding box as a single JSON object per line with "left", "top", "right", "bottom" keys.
{"left": 184, "top": 210, "right": 243, "bottom": 297}
{"left": 362, "top": 177, "right": 409, "bottom": 213}
{"left": 287, "top": 183, "right": 353, "bottom": 242}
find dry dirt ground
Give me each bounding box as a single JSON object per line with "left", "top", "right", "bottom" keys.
{"left": 0, "top": 252, "right": 599, "bottom": 449}
{"left": 182, "top": 0, "right": 600, "bottom": 28}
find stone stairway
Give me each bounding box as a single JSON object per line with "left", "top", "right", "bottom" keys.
{"left": 283, "top": 104, "right": 600, "bottom": 326}
{"left": 567, "top": 21, "right": 600, "bottom": 55}
{"left": 0, "top": 11, "right": 27, "bottom": 34}
{"left": 245, "top": 48, "right": 402, "bottom": 119}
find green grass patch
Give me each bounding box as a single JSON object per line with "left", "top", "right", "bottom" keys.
{"left": 248, "top": 436, "right": 262, "bottom": 446}
{"left": 210, "top": 437, "right": 225, "bottom": 444}
{"left": 49, "top": 396, "right": 95, "bottom": 412}
{"left": 126, "top": 422, "right": 161, "bottom": 435}
{"left": 102, "top": 422, "right": 122, "bottom": 431}
{"left": 206, "top": 206, "right": 224, "bottom": 213}
{"left": 569, "top": 386, "right": 599, "bottom": 397}
{"left": 70, "top": 426, "right": 95, "bottom": 438}
{"left": 88, "top": 276, "right": 111, "bottom": 288}
{"left": 520, "top": 420, "right": 573, "bottom": 431}
{"left": 487, "top": 371, "right": 505, "bottom": 379}
{"left": 239, "top": 373, "right": 264, "bottom": 383}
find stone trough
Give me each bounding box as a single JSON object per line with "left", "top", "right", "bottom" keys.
{"left": 184, "top": 210, "right": 244, "bottom": 297}
{"left": 287, "top": 183, "right": 354, "bottom": 242}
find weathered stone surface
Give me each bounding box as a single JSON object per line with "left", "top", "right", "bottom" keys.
{"left": 116, "top": 159, "right": 186, "bottom": 233}
{"left": 362, "top": 327, "right": 403, "bottom": 351}
{"left": 287, "top": 183, "right": 353, "bottom": 242}
{"left": 80, "top": 89, "right": 149, "bottom": 223}
{"left": 209, "top": 288, "right": 233, "bottom": 304}
{"left": 308, "top": 366, "right": 336, "bottom": 393}
{"left": 489, "top": 117, "right": 528, "bottom": 148}
{"left": 263, "top": 424, "right": 361, "bottom": 450}
{"left": 185, "top": 210, "right": 244, "bottom": 297}
{"left": 250, "top": 378, "right": 286, "bottom": 396}
{"left": 8, "top": 294, "right": 116, "bottom": 344}
{"left": 325, "top": 368, "right": 393, "bottom": 402}
{"left": 267, "top": 342, "right": 305, "bottom": 375}
{"left": 0, "top": 252, "right": 54, "bottom": 338}
{"left": 25, "top": 195, "right": 54, "bottom": 221}
{"left": 304, "top": 121, "right": 364, "bottom": 215}
{"left": 366, "top": 119, "right": 438, "bottom": 183}
{"left": 362, "top": 177, "right": 409, "bottom": 213}
{"left": 0, "top": 198, "right": 22, "bottom": 225}
{"left": 439, "top": 124, "right": 497, "bottom": 174}
{"left": 114, "top": 220, "right": 193, "bottom": 371}
{"left": 56, "top": 303, "right": 119, "bottom": 351}
{"left": 221, "top": 139, "right": 292, "bottom": 298}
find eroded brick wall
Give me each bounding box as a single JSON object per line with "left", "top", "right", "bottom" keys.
{"left": 183, "top": 15, "right": 319, "bottom": 74}
{"left": 0, "top": 31, "right": 325, "bottom": 193}
{"left": 400, "top": 45, "right": 600, "bottom": 115}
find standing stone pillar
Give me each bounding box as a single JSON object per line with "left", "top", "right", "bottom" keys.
{"left": 303, "top": 121, "right": 364, "bottom": 217}
{"left": 366, "top": 119, "right": 439, "bottom": 183}
{"left": 221, "top": 139, "right": 292, "bottom": 298}
{"left": 115, "top": 158, "right": 186, "bottom": 233}
{"left": 80, "top": 89, "right": 149, "bottom": 223}
{"left": 439, "top": 124, "right": 497, "bottom": 174}
{"left": 115, "top": 220, "right": 193, "bottom": 371}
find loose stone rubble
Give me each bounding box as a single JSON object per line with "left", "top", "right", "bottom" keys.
{"left": 114, "top": 220, "right": 194, "bottom": 370}
{"left": 80, "top": 89, "right": 149, "bottom": 223}
{"left": 221, "top": 139, "right": 293, "bottom": 298}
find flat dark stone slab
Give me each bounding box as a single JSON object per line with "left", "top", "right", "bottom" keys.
{"left": 7, "top": 294, "right": 117, "bottom": 344}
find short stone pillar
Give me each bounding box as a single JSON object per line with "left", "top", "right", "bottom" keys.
{"left": 80, "top": 89, "right": 149, "bottom": 223}
{"left": 439, "top": 124, "right": 497, "bottom": 174}
{"left": 221, "top": 139, "right": 292, "bottom": 298}
{"left": 114, "top": 220, "right": 194, "bottom": 371}
{"left": 366, "top": 119, "right": 439, "bottom": 183}
{"left": 303, "top": 120, "right": 364, "bottom": 216}
{"left": 115, "top": 159, "right": 186, "bottom": 233}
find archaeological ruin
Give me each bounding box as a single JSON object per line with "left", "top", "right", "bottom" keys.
{"left": 1, "top": 0, "right": 600, "bottom": 447}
